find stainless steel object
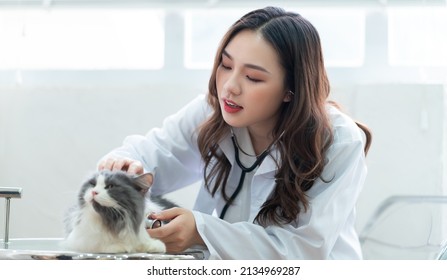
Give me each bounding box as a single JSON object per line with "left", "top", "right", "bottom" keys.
{"left": 0, "top": 187, "right": 23, "bottom": 248}
{"left": 145, "top": 218, "right": 162, "bottom": 229}
{"left": 0, "top": 188, "right": 205, "bottom": 260}
{"left": 0, "top": 238, "right": 204, "bottom": 260}
{"left": 360, "top": 195, "right": 447, "bottom": 260}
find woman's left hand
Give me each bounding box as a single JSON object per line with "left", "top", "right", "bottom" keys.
{"left": 147, "top": 207, "right": 205, "bottom": 253}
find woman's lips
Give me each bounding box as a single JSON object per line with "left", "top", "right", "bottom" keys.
{"left": 223, "top": 99, "right": 243, "bottom": 113}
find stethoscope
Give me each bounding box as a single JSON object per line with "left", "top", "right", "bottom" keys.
{"left": 219, "top": 129, "right": 284, "bottom": 220}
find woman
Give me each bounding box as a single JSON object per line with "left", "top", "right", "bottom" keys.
{"left": 99, "top": 6, "right": 371, "bottom": 259}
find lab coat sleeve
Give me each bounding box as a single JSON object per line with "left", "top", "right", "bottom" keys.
{"left": 192, "top": 138, "right": 367, "bottom": 259}
{"left": 99, "top": 94, "right": 210, "bottom": 196}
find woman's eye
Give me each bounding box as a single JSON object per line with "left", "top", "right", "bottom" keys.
{"left": 220, "top": 63, "right": 231, "bottom": 70}
{"left": 246, "top": 76, "right": 262, "bottom": 83}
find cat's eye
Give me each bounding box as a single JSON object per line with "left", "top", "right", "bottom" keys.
{"left": 105, "top": 184, "right": 114, "bottom": 189}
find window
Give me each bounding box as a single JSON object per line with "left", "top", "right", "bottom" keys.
{"left": 298, "top": 8, "right": 366, "bottom": 67}
{"left": 184, "top": 8, "right": 251, "bottom": 69}
{"left": 183, "top": 7, "right": 366, "bottom": 69}
{"left": 388, "top": 7, "right": 447, "bottom": 67}
{"left": 0, "top": 8, "right": 165, "bottom": 70}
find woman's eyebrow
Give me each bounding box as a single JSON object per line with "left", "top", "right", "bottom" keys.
{"left": 222, "top": 49, "right": 271, "bottom": 74}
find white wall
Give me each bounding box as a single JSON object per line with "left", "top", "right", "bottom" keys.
{"left": 0, "top": 3, "right": 446, "bottom": 259}
{"left": 0, "top": 84, "right": 205, "bottom": 238}
{"left": 332, "top": 84, "right": 446, "bottom": 224}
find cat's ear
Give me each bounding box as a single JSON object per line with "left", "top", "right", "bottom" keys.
{"left": 133, "top": 173, "right": 153, "bottom": 196}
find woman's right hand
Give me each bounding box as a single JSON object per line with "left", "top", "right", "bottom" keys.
{"left": 98, "top": 157, "right": 144, "bottom": 175}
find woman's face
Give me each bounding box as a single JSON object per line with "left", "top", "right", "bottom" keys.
{"left": 216, "top": 30, "right": 290, "bottom": 137}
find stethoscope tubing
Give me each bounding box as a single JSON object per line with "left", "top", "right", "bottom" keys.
{"left": 219, "top": 136, "right": 270, "bottom": 219}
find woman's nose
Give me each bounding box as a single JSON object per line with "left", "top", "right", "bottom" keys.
{"left": 223, "top": 73, "right": 241, "bottom": 95}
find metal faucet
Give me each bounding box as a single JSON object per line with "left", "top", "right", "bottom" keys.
{"left": 0, "top": 187, "right": 22, "bottom": 249}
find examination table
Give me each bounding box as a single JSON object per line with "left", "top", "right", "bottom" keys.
{"left": 0, "top": 187, "right": 203, "bottom": 260}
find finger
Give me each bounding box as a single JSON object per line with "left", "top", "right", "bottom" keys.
{"left": 147, "top": 209, "right": 199, "bottom": 253}
{"left": 111, "top": 158, "right": 128, "bottom": 172}
{"left": 147, "top": 224, "right": 175, "bottom": 240}
{"left": 127, "top": 161, "right": 144, "bottom": 175}
{"left": 101, "top": 157, "right": 117, "bottom": 171}
{"left": 146, "top": 209, "right": 184, "bottom": 239}
{"left": 151, "top": 207, "right": 182, "bottom": 221}
{"left": 97, "top": 160, "right": 106, "bottom": 171}
{"left": 149, "top": 223, "right": 190, "bottom": 253}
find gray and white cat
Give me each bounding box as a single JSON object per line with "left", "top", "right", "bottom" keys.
{"left": 63, "top": 170, "right": 174, "bottom": 254}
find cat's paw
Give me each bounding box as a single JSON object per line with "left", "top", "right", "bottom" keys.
{"left": 142, "top": 239, "right": 166, "bottom": 253}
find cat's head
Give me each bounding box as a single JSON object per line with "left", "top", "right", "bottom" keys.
{"left": 79, "top": 170, "right": 151, "bottom": 214}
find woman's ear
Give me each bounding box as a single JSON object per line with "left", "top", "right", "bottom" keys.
{"left": 283, "top": 90, "right": 294, "bottom": 102}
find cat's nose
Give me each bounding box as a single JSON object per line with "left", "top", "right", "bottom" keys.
{"left": 91, "top": 190, "right": 98, "bottom": 196}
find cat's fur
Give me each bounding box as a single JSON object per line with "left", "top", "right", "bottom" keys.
{"left": 63, "top": 170, "right": 173, "bottom": 253}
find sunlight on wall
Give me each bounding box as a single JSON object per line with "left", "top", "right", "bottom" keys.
{"left": 388, "top": 7, "right": 447, "bottom": 67}
{"left": 0, "top": 8, "right": 165, "bottom": 69}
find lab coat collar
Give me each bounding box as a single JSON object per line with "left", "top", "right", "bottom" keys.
{"left": 218, "top": 134, "right": 235, "bottom": 165}
{"left": 257, "top": 148, "right": 279, "bottom": 175}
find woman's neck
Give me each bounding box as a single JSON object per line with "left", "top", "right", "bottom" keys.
{"left": 248, "top": 128, "right": 274, "bottom": 155}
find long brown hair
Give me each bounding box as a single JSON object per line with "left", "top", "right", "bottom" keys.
{"left": 197, "top": 6, "right": 371, "bottom": 226}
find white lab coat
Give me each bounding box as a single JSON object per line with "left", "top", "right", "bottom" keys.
{"left": 103, "top": 94, "right": 367, "bottom": 259}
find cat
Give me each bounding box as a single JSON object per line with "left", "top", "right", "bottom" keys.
{"left": 62, "top": 170, "right": 175, "bottom": 254}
